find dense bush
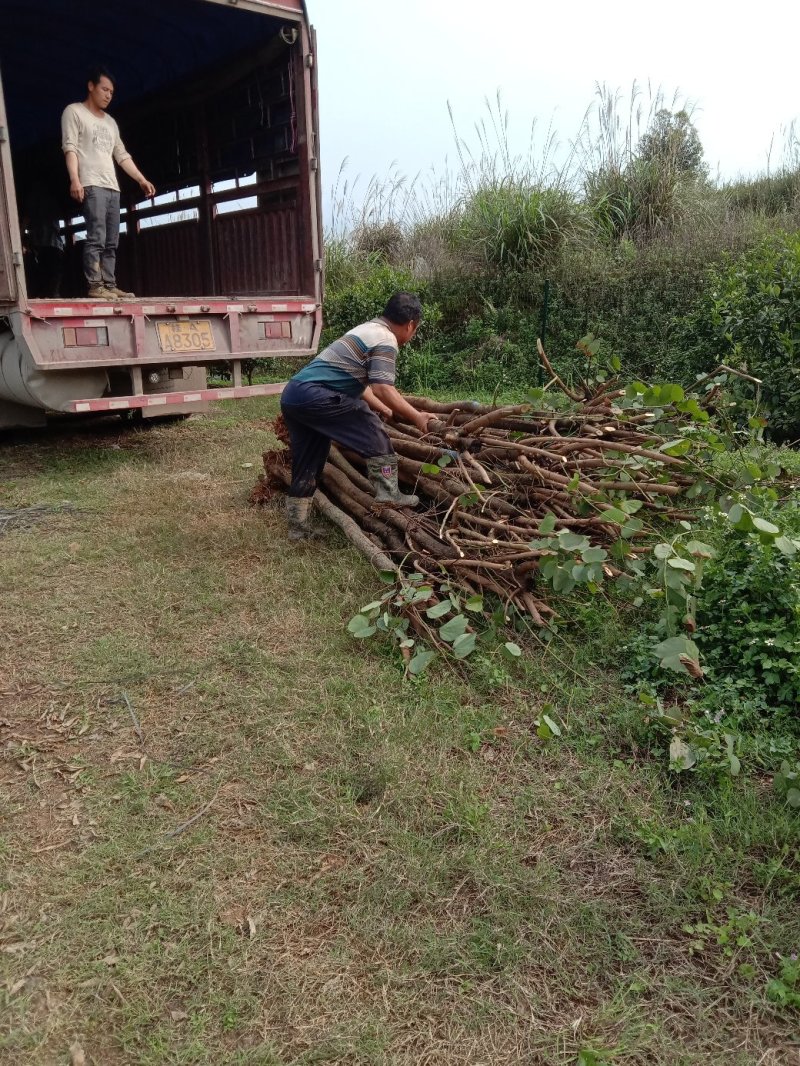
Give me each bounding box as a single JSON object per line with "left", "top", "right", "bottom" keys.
{"left": 694, "top": 526, "right": 800, "bottom": 730}
{"left": 690, "top": 233, "right": 800, "bottom": 441}
{"left": 318, "top": 89, "right": 800, "bottom": 401}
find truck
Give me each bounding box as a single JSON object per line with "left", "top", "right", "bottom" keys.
{"left": 0, "top": 0, "right": 323, "bottom": 428}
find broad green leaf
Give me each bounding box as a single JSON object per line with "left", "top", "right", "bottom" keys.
{"left": 661, "top": 384, "right": 685, "bottom": 403}
{"left": 426, "top": 601, "right": 452, "bottom": 619}
{"left": 654, "top": 543, "right": 674, "bottom": 560}
{"left": 420, "top": 463, "right": 441, "bottom": 475}
{"left": 552, "top": 566, "right": 576, "bottom": 594}
{"left": 728, "top": 504, "right": 755, "bottom": 532}
{"left": 601, "top": 506, "right": 629, "bottom": 525}
{"left": 360, "top": 601, "right": 384, "bottom": 613}
{"left": 465, "top": 594, "right": 484, "bottom": 613}
{"left": 542, "top": 714, "right": 562, "bottom": 737}
{"left": 557, "top": 531, "right": 590, "bottom": 552}
{"left": 581, "top": 547, "right": 608, "bottom": 563}
{"left": 669, "top": 736, "right": 696, "bottom": 771}
{"left": 439, "top": 614, "right": 469, "bottom": 642}
{"left": 775, "top": 536, "right": 797, "bottom": 556}
{"left": 408, "top": 650, "right": 436, "bottom": 675}
{"left": 621, "top": 518, "right": 644, "bottom": 539}
{"left": 410, "top": 586, "right": 434, "bottom": 604}
{"left": 660, "top": 438, "right": 692, "bottom": 457}
{"left": 621, "top": 499, "right": 644, "bottom": 514}
{"left": 503, "top": 642, "right": 522, "bottom": 657}
{"left": 752, "top": 517, "right": 779, "bottom": 536}
{"left": 786, "top": 788, "right": 800, "bottom": 809}
{"left": 667, "top": 557, "right": 696, "bottom": 572}
{"left": 437, "top": 453, "right": 454, "bottom": 467}
{"left": 452, "top": 632, "right": 478, "bottom": 659}
{"left": 665, "top": 567, "right": 690, "bottom": 592}
{"left": 654, "top": 635, "right": 700, "bottom": 674}
{"left": 347, "top": 615, "right": 376, "bottom": 638}
{"left": 378, "top": 569, "right": 397, "bottom": 584}
{"left": 539, "top": 512, "right": 557, "bottom": 534}
{"left": 686, "top": 540, "right": 716, "bottom": 558}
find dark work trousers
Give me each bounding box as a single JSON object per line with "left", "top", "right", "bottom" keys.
{"left": 280, "top": 379, "right": 393, "bottom": 498}
{"left": 82, "top": 186, "right": 121, "bottom": 288}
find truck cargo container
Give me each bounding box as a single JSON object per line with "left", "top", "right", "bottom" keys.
{"left": 0, "top": 0, "right": 322, "bottom": 427}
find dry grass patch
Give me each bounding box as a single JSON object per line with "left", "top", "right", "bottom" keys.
{"left": 1, "top": 404, "right": 798, "bottom": 1065}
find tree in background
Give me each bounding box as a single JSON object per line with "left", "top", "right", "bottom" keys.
{"left": 638, "top": 109, "right": 707, "bottom": 178}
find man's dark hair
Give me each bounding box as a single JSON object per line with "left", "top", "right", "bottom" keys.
{"left": 382, "top": 291, "right": 422, "bottom": 325}
{"left": 87, "top": 66, "right": 116, "bottom": 88}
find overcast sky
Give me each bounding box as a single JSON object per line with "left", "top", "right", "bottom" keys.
{"left": 311, "top": 0, "right": 800, "bottom": 222}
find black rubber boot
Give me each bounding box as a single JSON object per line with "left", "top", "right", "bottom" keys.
{"left": 286, "top": 497, "right": 326, "bottom": 542}
{"left": 366, "top": 454, "right": 420, "bottom": 508}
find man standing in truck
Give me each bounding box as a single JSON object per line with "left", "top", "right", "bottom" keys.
{"left": 61, "top": 67, "right": 155, "bottom": 300}
{"left": 279, "top": 291, "right": 436, "bottom": 542}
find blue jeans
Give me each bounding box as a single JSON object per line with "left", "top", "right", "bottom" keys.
{"left": 82, "top": 186, "right": 120, "bottom": 288}
{"left": 280, "top": 379, "right": 393, "bottom": 497}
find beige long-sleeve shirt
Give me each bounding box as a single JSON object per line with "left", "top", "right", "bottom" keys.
{"left": 61, "top": 103, "right": 131, "bottom": 192}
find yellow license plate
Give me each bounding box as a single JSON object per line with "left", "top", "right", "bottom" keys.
{"left": 156, "top": 320, "right": 216, "bottom": 354}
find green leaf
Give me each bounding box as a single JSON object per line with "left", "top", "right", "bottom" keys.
{"left": 601, "top": 506, "right": 629, "bottom": 524}
{"left": 557, "top": 530, "right": 590, "bottom": 552}
{"left": 347, "top": 615, "right": 376, "bottom": 639}
{"left": 621, "top": 499, "right": 644, "bottom": 514}
{"left": 786, "top": 788, "right": 800, "bottom": 809}
{"left": 420, "top": 463, "right": 441, "bottom": 475}
{"left": 686, "top": 540, "right": 716, "bottom": 558}
{"left": 667, "top": 557, "right": 696, "bottom": 572}
{"left": 360, "top": 600, "right": 384, "bottom": 613}
{"left": 542, "top": 714, "right": 562, "bottom": 737}
{"left": 426, "top": 601, "right": 452, "bottom": 619}
{"left": 452, "top": 632, "right": 478, "bottom": 658}
{"left": 581, "top": 546, "right": 608, "bottom": 563}
{"left": 408, "top": 650, "right": 436, "bottom": 675}
{"left": 539, "top": 512, "right": 557, "bottom": 534}
{"left": 669, "top": 736, "right": 697, "bottom": 771}
{"left": 465, "top": 594, "right": 484, "bottom": 613}
{"left": 654, "top": 635, "right": 700, "bottom": 674}
{"left": 552, "top": 566, "right": 576, "bottom": 594}
{"left": 621, "top": 518, "right": 644, "bottom": 539}
{"left": 437, "top": 453, "right": 454, "bottom": 467}
{"left": 439, "top": 614, "right": 469, "bottom": 642}
{"left": 728, "top": 504, "right": 754, "bottom": 532}
{"left": 660, "top": 438, "right": 692, "bottom": 457}
{"left": 654, "top": 543, "right": 674, "bottom": 560}
{"left": 775, "top": 536, "right": 797, "bottom": 556}
{"left": 752, "top": 516, "right": 780, "bottom": 536}
{"left": 378, "top": 569, "right": 397, "bottom": 584}
{"left": 410, "top": 586, "right": 434, "bottom": 604}
{"left": 503, "top": 641, "right": 522, "bottom": 657}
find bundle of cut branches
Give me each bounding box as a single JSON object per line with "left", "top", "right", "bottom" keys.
{"left": 254, "top": 344, "right": 715, "bottom": 628}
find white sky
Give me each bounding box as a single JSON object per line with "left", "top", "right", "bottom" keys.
{"left": 311, "top": 0, "right": 800, "bottom": 220}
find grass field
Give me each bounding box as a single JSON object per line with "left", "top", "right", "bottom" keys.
{"left": 1, "top": 401, "right": 798, "bottom": 1065}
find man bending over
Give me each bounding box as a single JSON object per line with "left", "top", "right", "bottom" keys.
{"left": 280, "top": 291, "right": 434, "bottom": 542}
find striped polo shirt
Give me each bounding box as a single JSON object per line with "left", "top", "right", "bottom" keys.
{"left": 291, "top": 318, "right": 398, "bottom": 396}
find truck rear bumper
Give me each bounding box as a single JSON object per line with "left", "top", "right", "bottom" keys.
{"left": 66, "top": 381, "right": 285, "bottom": 414}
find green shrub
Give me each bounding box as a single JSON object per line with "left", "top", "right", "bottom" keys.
{"left": 694, "top": 526, "right": 800, "bottom": 730}
{"left": 622, "top": 517, "right": 800, "bottom": 772}
{"left": 321, "top": 262, "right": 427, "bottom": 349}
{"left": 692, "top": 233, "right": 800, "bottom": 441}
